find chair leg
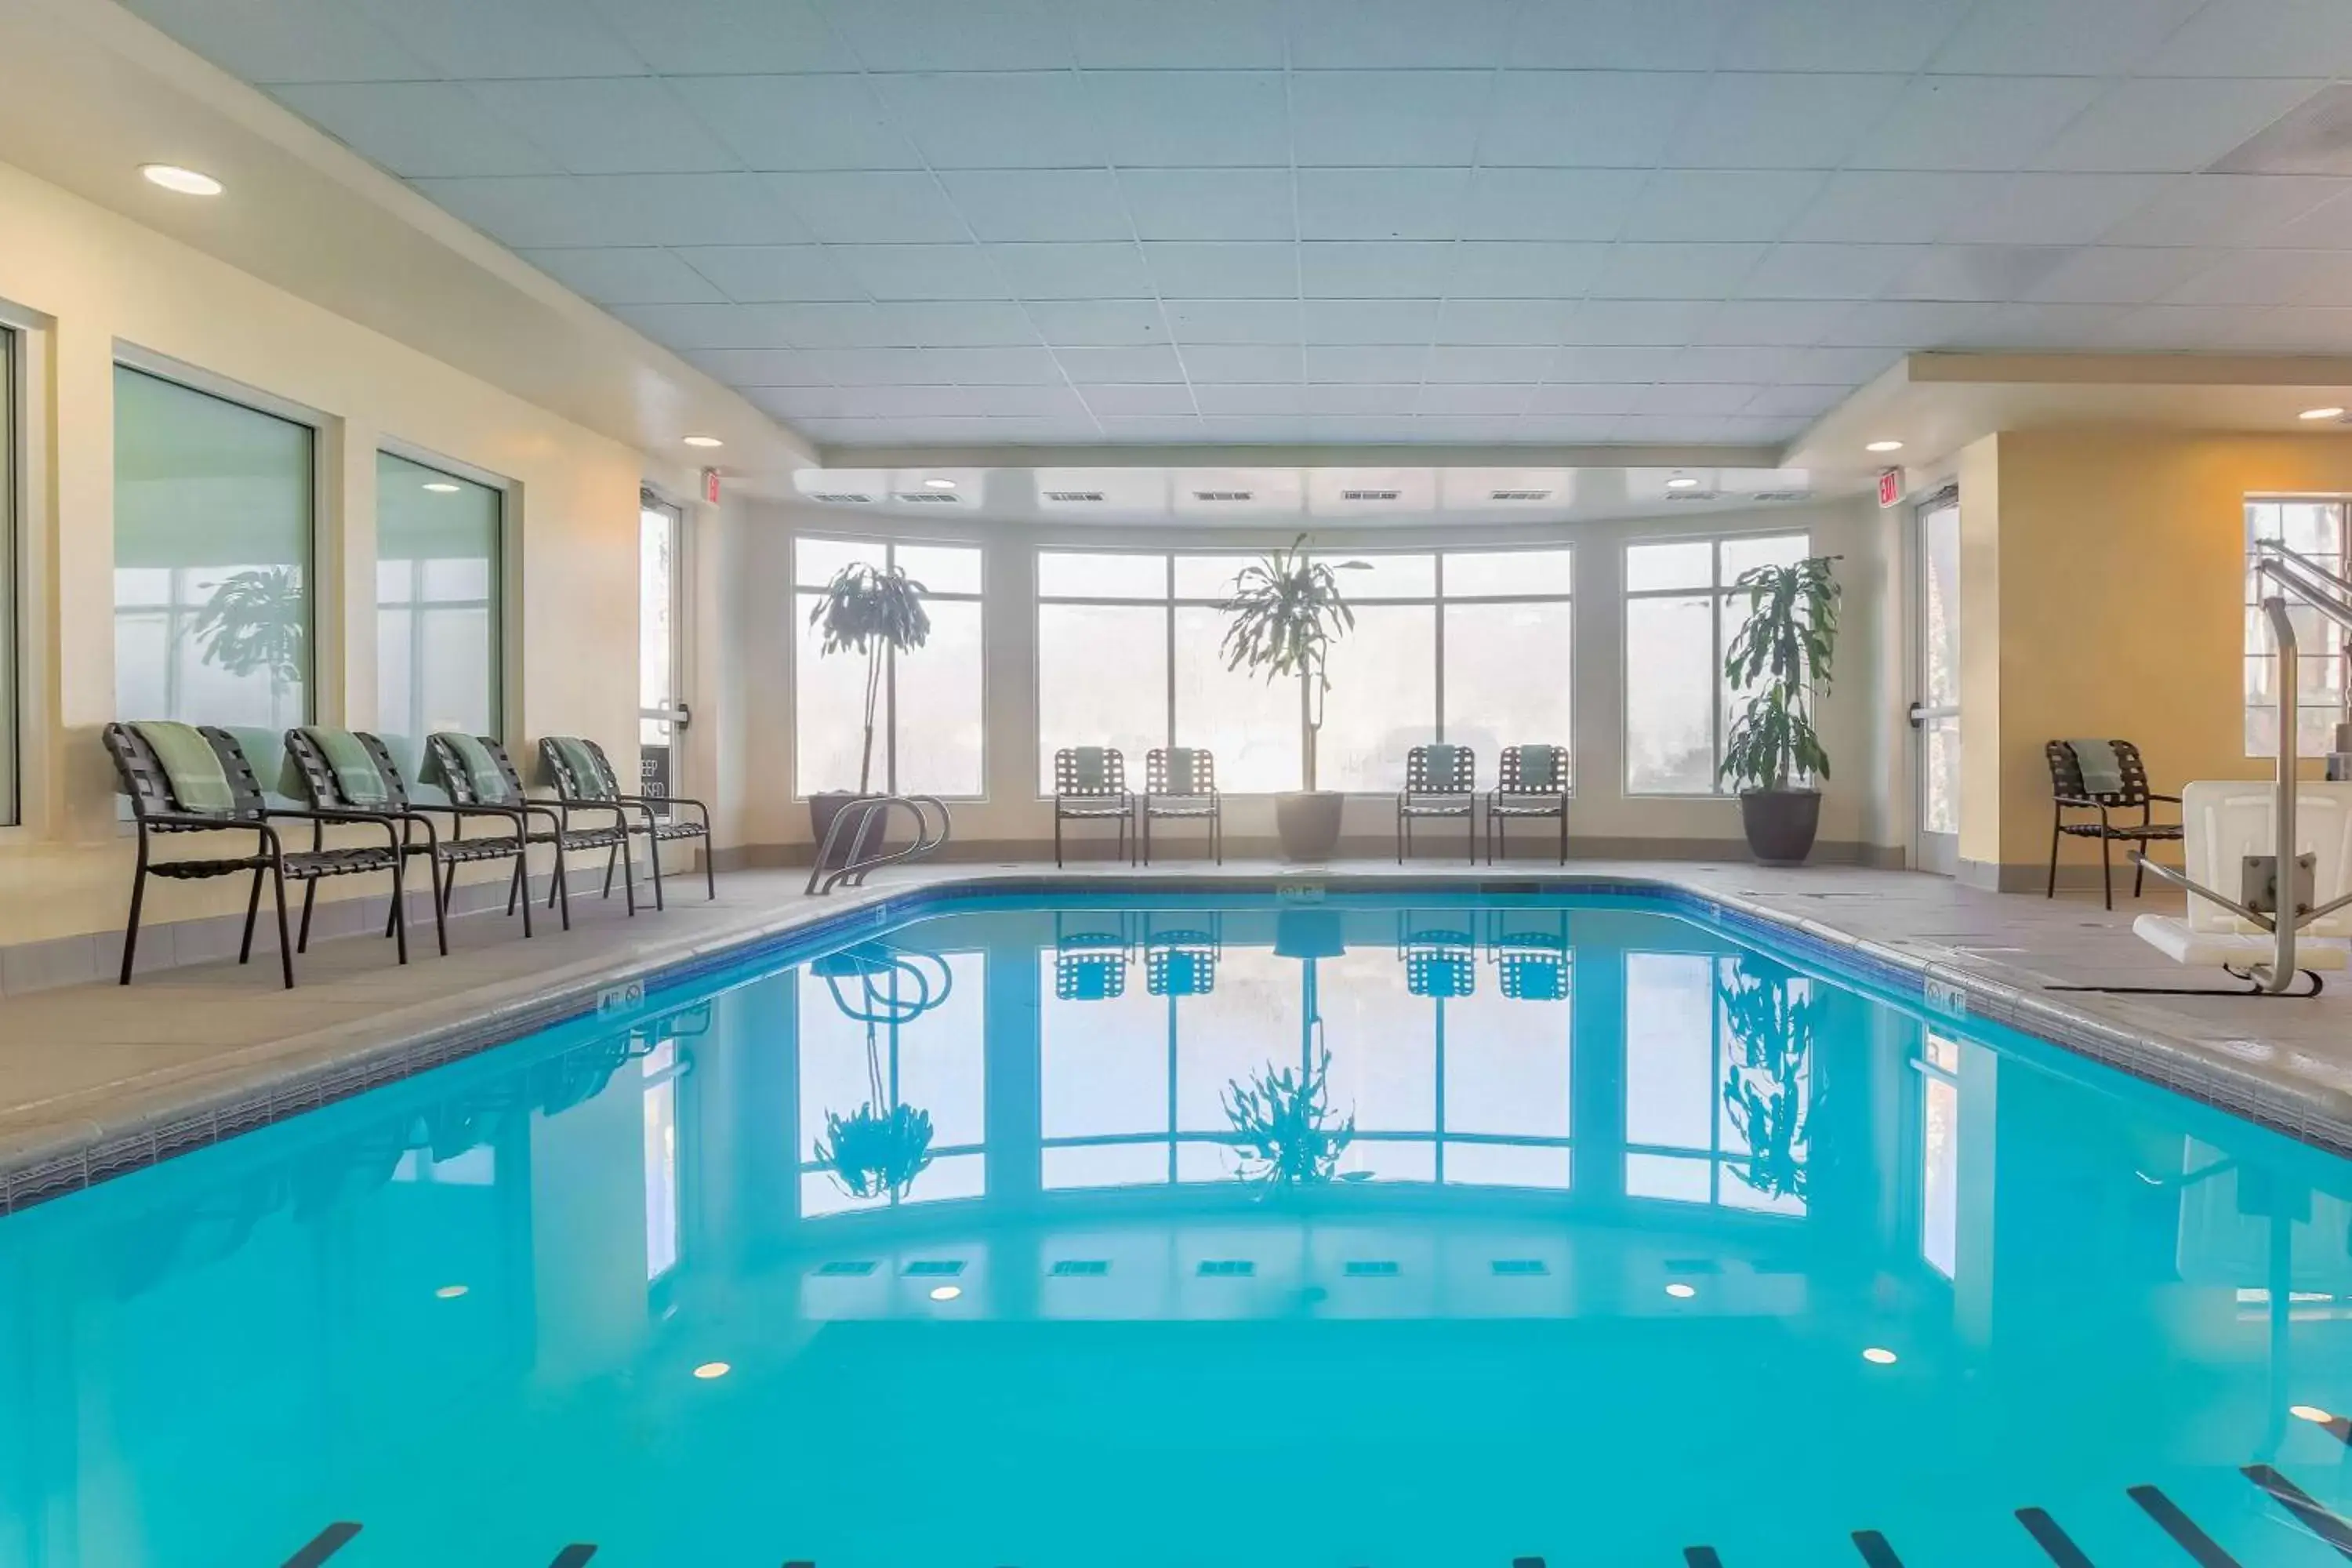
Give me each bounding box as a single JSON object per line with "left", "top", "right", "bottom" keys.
{"left": 384, "top": 889, "right": 400, "bottom": 938}
{"left": 238, "top": 866, "right": 264, "bottom": 965}
{"left": 298, "top": 880, "right": 318, "bottom": 954}
{"left": 704, "top": 835, "right": 717, "bottom": 899}
{"left": 2100, "top": 833, "right": 2114, "bottom": 912}
{"left": 507, "top": 856, "right": 522, "bottom": 916}
{"left": 2133, "top": 845, "right": 2147, "bottom": 900}
{"left": 273, "top": 864, "right": 295, "bottom": 989}
{"left": 390, "top": 862, "right": 411, "bottom": 965}
{"left": 1142, "top": 808, "right": 1152, "bottom": 867}
{"left": 620, "top": 837, "right": 637, "bottom": 916}
{"left": 429, "top": 859, "right": 450, "bottom": 957}
{"left": 2047, "top": 815, "right": 2061, "bottom": 898}
{"left": 119, "top": 858, "right": 148, "bottom": 985}
{"left": 1054, "top": 811, "right": 1064, "bottom": 869}
{"left": 1558, "top": 808, "right": 1567, "bottom": 866}
{"left": 1466, "top": 809, "right": 1475, "bottom": 866}
{"left": 1492, "top": 814, "right": 1502, "bottom": 866}
{"left": 556, "top": 849, "right": 573, "bottom": 931}
{"left": 603, "top": 843, "right": 619, "bottom": 898}
{"left": 645, "top": 832, "right": 667, "bottom": 913}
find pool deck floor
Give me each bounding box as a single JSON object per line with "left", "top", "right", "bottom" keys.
{"left": 0, "top": 858, "right": 2347, "bottom": 1196}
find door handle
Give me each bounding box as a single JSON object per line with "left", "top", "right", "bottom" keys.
{"left": 1907, "top": 702, "right": 1929, "bottom": 729}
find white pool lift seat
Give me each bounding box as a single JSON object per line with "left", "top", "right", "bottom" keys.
{"left": 2131, "top": 780, "right": 2352, "bottom": 986}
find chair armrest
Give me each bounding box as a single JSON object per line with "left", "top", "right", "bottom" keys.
{"left": 2052, "top": 794, "right": 2102, "bottom": 808}
{"left": 266, "top": 805, "right": 405, "bottom": 851}
{"left": 138, "top": 811, "right": 256, "bottom": 833}
{"left": 2147, "top": 793, "right": 2182, "bottom": 804}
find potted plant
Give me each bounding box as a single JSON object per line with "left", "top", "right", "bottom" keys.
{"left": 1720, "top": 554, "right": 1841, "bottom": 865}
{"left": 1717, "top": 960, "right": 1814, "bottom": 1203}
{"left": 1219, "top": 535, "right": 1367, "bottom": 861}
{"left": 805, "top": 560, "right": 930, "bottom": 862}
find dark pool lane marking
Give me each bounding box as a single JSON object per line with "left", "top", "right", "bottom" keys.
{"left": 2245, "top": 1463, "right": 2352, "bottom": 1559}
{"left": 2016, "top": 1507, "right": 2096, "bottom": 1566}
{"left": 280, "top": 1523, "right": 360, "bottom": 1568}
{"left": 1853, "top": 1530, "right": 1904, "bottom": 1566}
{"left": 1685, "top": 1549, "right": 1725, "bottom": 1567}
{"left": 547, "top": 1547, "right": 596, "bottom": 1567}
{"left": 2129, "top": 1485, "right": 2244, "bottom": 1567}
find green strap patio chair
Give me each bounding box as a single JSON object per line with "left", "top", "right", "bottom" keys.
{"left": 1487, "top": 743, "right": 1570, "bottom": 865}
{"left": 1142, "top": 747, "right": 1221, "bottom": 865}
{"left": 1054, "top": 746, "right": 1135, "bottom": 867}
{"left": 539, "top": 735, "right": 715, "bottom": 910}
{"left": 1397, "top": 744, "right": 1477, "bottom": 865}
{"left": 432, "top": 734, "right": 632, "bottom": 924}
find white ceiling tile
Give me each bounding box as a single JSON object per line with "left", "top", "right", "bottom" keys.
{"left": 1118, "top": 169, "right": 1296, "bottom": 241}
{"left": 521, "top": 246, "right": 726, "bottom": 304}
{"left": 1403, "top": 416, "right": 1513, "bottom": 441}
{"left": 2023, "top": 246, "right": 2227, "bottom": 304}
{"left": 816, "top": 0, "right": 1070, "bottom": 70}
{"left": 1718, "top": 0, "right": 1976, "bottom": 71}
{"left": 2244, "top": 307, "right": 2352, "bottom": 350}
{"left": 2142, "top": 0, "right": 2352, "bottom": 77}
{"left": 1417, "top": 383, "right": 1537, "bottom": 416}
{"left": 1290, "top": 71, "right": 1495, "bottom": 166}
{"left": 1299, "top": 241, "right": 1457, "bottom": 297}
{"left": 873, "top": 71, "right": 1098, "bottom": 169}
{"left": 1433, "top": 300, "right": 1574, "bottom": 346}
{"left": 581, "top": 0, "right": 856, "bottom": 72}
{"left": 727, "top": 302, "right": 882, "bottom": 347}
{"left": 1528, "top": 383, "right": 1653, "bottom": 413}
{"left": 1882, "top": 245, "right": 2075, "bottom": 302}
{"left": 1180, "top": 344, "right": 1305, "bottom": 382}
{"left": 1200, "top": 415, "right": 1312, "bottom": 441}
{"left": 1790, "top": 346, "right": 1904, "bottom": 380}
{"left": 826, "top": 386, "right": 988, "bottom": 417}
{"left": 828, "top": 244, "right": 1008, "bottom": 299}
{"left": 1192, "top": 383, "right": 1305, "bottom": 415}
{"left": 1937, "top": 173, "right": 2172, "bottom": 244}
{"left": 1739, "top": 383, "right": 1850, "bottom": 418}
{"left": 1817, "top": 299, "right": 1993, "bottom": 346}
{"left": 940, "top": 170, "right": 1131, "bottom": 242}
{"left": 988, "top": 413, "right": 1107, "bottom": 439}
{"left": 468, "top": 80, "right": 740, "bottom": 176}
{"left": 122, "top": 0, "right": 433, "bottom": 82}
{"left": 1610, "top": 413, "right": 1737, "bottom": 441}
{"left": 1690, "top": 299, "right": 1852, "bottom": 345}
{"left": 1026, "top": 299, "right": 1171, "bottom": 345}
{"left": 683, "top": 347, "right": 835, "bottom": 385}
{"left": 1425, "top": 346, "right": 1555, "bottom": 382}
{"left": 1783, "top": 171, "right": 2007, "bottom": 242}
{"left": 1661, "top": 347, "right": 1813, "bottom": 383}
{"left": 1555, "top": 301, "right": 1713, "bottom": 344}
{"left": 1305, "top": 344, "right": 1432, "bottom": 381}
{"left": 1622, "top": 381, "right": 1767, "bottom": 415}
{"left": 974, "top": 386, "right": 1095, "bottom": 416}
{"left": 1849, "top": 76, "right": 2103, "bottom": 173}
{"left": 745, "top": 386, "right": 849, "bottom": 419}
{"left": 2267, "top": 190, "right": 2352, "bottom": 248}
{"left": 2087, "top": 303, "right": 2281, "bottom": 348}
{"left": 1057, "top": 344, "right": 1187, "bottom": 382}
{"left": 1302, "top": 384, "right": 1422, "bottom": 415}
{"left": 350, "top": 0, "right": 641, "bottom": 76}
{"left": 1943, "top": 302, "right": 2134, "bottom": 347}
{"left": 612, "top": 303, "right": 794, "bottom": 348}
{"left": 1301, "top": 299, "right": 1441, "bottom": 343}
{"left": 773, "top": 171, "right": 979, "bottom": 244}
{"left": 1621, "top": 170, "right": 1831, "bottom": 242}
{"left": 1296, "top": 168, "right": 1472, "bottom": 241}
{"left": 860, "top": 346, "right": 1069, "bottom": 383}
{"left": 416, "top": 174, "right": 813, "bottom": 248}
{"left": 2162, "top": 249, "right": 2352, "bottom": 307}
{"left": 1080, "top": 383, "right": 1200, "bottom": 416}
{"left": 1285, "top": 0, "right": 1518, "bottom": 67}
{"left": 1093, "top": 414, "right": 1210, "bottom": 439}
{"left": 684, "top": 75, "right": 920, "bottom": 171}
{"left": 1305, "top": 414, "right": 1438, "bottom": 441}
{"left": 1164, "top": 299, "right": 1303, "bottom": 342}
{"left": 867, "top": 301, "right": 1044, "bottom": 346}
{"left": 1666, "top": 73, "right": 1909, "bottom": 169}
{"left": 2097, "top": 174, "right": 2345, "bottom": 245}
{"left": 1063, "top": 0, "right": 1286, "bottom": 67}
{"left": 1445, "top": 242, "right": 1609, "bottom": 298}
{"left": 1507, "top": 0, "right": 1743, "bottom": 70}
{"left": 988, "top": 241, "right": 1154, "bottom": 299}
{"left": 1082, "top": 71, "right": 1290, "bottom": 165}
{"left": 1143, "top": 241, "right": 1297, "bottom": 298}
{"left": 1588, "top": 243, "right": 1768, "bottom": 299}
{"left": 1548, "top": 347, "right": 1682, "bottom": 381}
{"left": 2035, "top": 79, "right": 2326, "bottom": 174}
{"left": 1513, "top": 416, "right": 1629, "bottom": 441}
{"left": 1479, "top": 71, "right": 1706, "bottom": 169}
{"left": 274, "top": 83, "right": 557, "bottom": 178}
{"left": 1461, "top": 169, "right": 1650, "bottom": 239}
{"left": 1737, "top": 244, "right": 1926, "bottom": 300}
{"left": 1929, "top": 0, "right": 2202, "bottom": 74}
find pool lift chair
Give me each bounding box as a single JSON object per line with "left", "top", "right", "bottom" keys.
{"left": 2119, "top": 540, "right": 2352, "bottom": 997}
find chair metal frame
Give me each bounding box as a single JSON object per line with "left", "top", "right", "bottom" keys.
{"left": 2045, "top": 739, "right": 2182, "bottom": 911}
{"left": 1053, "top": 746, "right": 1136, "bottom": 867}
{"left": 1486, "top": 744, "right": 1570, "bottom": 866}
{"left": 1396, "top": 745, "right": 1478, "bottom": 864}
{"left": 1142, "top": 747, "right": 1222, "bottom": 865}
{"left": 539, "top": 737, "right": 719, "bottom": 911}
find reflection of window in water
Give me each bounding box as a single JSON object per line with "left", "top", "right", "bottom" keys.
{"left": 643, "top": 1038, "right": 682, "bottom": 1282}
{"left": 797, "top": 950, "right": 987, "bottom": 1217}
{"left": 1920, "top": 1033, "right": 1960, "bottom": 1278}
{"left": 393, "top": 1144, "right": 495, "bottom": 1186}
{"left": 1624, "top": 952, "right": 1811, "bottom": 1215}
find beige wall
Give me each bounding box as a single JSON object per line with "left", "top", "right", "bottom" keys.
{"left": 0, "top": 154, "right": 653, "bottom": 947}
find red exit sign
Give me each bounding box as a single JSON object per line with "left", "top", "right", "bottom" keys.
{"left": 701, "top": 466, "right": 722, "bottom": 504}
{"left": 1877, "top": 467, "right": 1906, "bottom": 508}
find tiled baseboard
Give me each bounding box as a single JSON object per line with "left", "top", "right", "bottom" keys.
{"left": 716, "top": 836, "right": 1908, "bottom": 872}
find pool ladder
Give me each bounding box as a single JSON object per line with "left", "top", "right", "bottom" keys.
{"left": 806, "top": 793, "right": 952, "bottom": 895}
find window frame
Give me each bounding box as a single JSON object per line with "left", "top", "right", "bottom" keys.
{"left": 791, "top": 532, "right": 987, "bottom": 802}
{"left": 0, "top": 314, "right": 20, "bottom": 828}
{"left": 1033, "top": 544, "right": 1575, "bottom": 797}
{"left": 375, "top": 441, "right": 511, "bottom": 750}
{"left": 1620, "top": 528, "right": 1811, "bottom": 799}
{"left": 2243, "top": 494, "right": 2350, "bottom": 760}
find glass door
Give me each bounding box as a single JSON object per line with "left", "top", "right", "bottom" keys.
{"left": 639, "top": 495, "right": 688, "bottom": 812}
{"left": 1911, "top": 492, "right": 1962, "bottom": 875}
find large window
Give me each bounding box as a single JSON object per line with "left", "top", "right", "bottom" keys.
{"left": 1036, "top": 548, "right": 1573, "bottom": 794}
{"left": 1623, "top": 532, "right": 1809, "bottom": 795}
{"left": 114, "top": 365, "right": 314, "bottom": 728}
{"left": 794, "top": 537, "right": 983, "bottom": 797}
{"left": 376, "top": 452, "right": 500, "bottom": 782}
{"left": 2245, "top": 498, "right": 2347, "bottom": 757}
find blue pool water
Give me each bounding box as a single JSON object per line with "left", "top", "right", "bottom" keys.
{"left": 6, "top": 889, "right": 2352, "bottom": 1567}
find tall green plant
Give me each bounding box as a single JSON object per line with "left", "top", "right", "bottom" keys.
{"left": 1715, "top": 960, "right": 1816, "bottom": 1202}
{"left": 1218, "top": 535, "right": 1367, "bottom": 792}
{"left": 1720, "top": 554, "right": 1841, "bottom": 793}
{"left": 808, "top": 561, "right": 931, "bottom": 793}
{"left": 192, "top": 566, "right": 307, "bottom": 725}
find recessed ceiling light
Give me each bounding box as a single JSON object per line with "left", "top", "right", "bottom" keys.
{"left": 434, "top": 1284, "right": 469, "bottom": 1300}
{"left": 140, "top": 163, "right": 223, "bottom": 196}
{"left": 423, "top": 481, "right": 461, "bottom": 494}
{"left": 1862, "top": 1347, "right": 1898, "bottom": 1366}
{"left": 682, "top": 434, "right": 724, "bottom": 448}
{"left": 923, "top": 477, "right": 956, "bottom": 489}
{"left": 1664, "top": 476, "right": 1700, "bottom": 491}
{"left": 929, "top": 1284, "right": 963, "bottom": 1301}
{"left": 2292, "top": 1403, "right": 2336, "bottom": 1424}
{"left": 1664, "top": 1283, "right": 1697, "bottom": 1299}
{"left": 2300, "top": 407, "right": 2346, "bottom": 422}
{"left": 692, "top": 1361, "right": 731, "bottom": 1380}
{"left": 1865, "top": 440, "right": 1904, "bottom": 453}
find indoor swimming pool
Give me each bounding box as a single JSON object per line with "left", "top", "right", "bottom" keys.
{"left": 3, "top": 887, "right": 2350, "bottom": 1567}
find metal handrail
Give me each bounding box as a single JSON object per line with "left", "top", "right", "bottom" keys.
{"left": 806, "top": 793, "right": 952, "bottom": 895}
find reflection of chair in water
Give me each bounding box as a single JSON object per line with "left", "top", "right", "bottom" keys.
{"left": 1055, "top": 911, "right": 1135, "bottom": 1000}
{"left": 1485, "top": 911, "right": 1570, "bottom": 1000}
{"left": 1145, "top": 914, "right": 1221, "bottom": 997}
{"left": 1398, "top": 913, "right": 1476, "bottom": 998}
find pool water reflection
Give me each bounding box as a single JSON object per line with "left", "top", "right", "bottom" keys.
{"left": 5, "top": 892, "right": 2352, "bottom": 1568}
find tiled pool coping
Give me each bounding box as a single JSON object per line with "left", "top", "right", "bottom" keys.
{"left": 5, "top": 869, "right": 2351, "bottom": 1214}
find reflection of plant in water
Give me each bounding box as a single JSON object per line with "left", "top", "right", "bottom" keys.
{"left": 192, "top": 565, "right": 307, "bottom": 722}
{"left": 815, "top": 1015, "right": 934, "bottom": 1200}
{"left": 1224, "top": 1047, "right": 1356, "bottom": 1187}
{"left": 1718, "top": 960, "right": 1815, "bottom": 1200}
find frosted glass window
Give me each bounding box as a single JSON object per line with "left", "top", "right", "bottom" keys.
{"left": 1624, "top": 532, "right": 1809, "bottom": 795}
{"left": 114, "top": 365, "right": 314, "bottom": 728}
{"left": 1173, "top": 605, "right": 1299, "bottom": 792}
{"left": 1038, "top": 551, "right": 1164, "bottom": 599}
{"left": 376, "top": 452, "right": 500, "bottom": 785}
{"left": 1037, "top": 603, "right": 1166, "bottom": 789}
{"left": 794, "top": 537, "right": 984, "bottom": 797}
{"left": 1446, "top": 548, "right": 1573, "bottom": 598}
{"left": 1445, "top": 600, "right": 1573, "bottom": 779}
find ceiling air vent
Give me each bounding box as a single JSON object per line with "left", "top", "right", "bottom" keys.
{"left": 1043, "top": 490, "right": 1105, "bottom": 503}
{"left": 1664, "top": 491, "right": 1715, "bottom": 502}
{"left": 807, "top": 492, "right": 872, "bottom": 504}
{"left": 894, "top": 491, "right": 962, "bottom": 503}
{"left": 1192, "top": 488, "right": 1254, "bottom": 503}
{"left": 1341, "top": 488, "right": 1402, "bottom": 502}
{"left": 1749, "top": 489, "right": 1812, "bottom": 503}
{"left": 1489, "top": 488, "right": 1552, "bottom": 502}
